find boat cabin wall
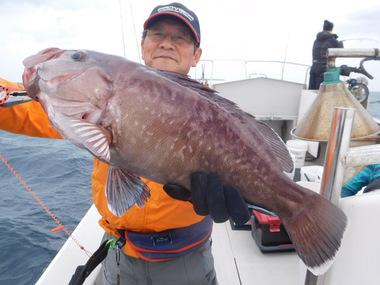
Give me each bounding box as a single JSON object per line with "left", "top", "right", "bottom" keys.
{"left": 213, "top": 77, "right": 306, "bottom": 143}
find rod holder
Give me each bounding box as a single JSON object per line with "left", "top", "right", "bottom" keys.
{"left": 304, "top": 107, "right": 355, "bottom": 285}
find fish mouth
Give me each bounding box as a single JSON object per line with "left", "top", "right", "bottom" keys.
{"left": 22, "top": 48, "right": 88, "bottom": 102}
{"left": 22, "top": 48, "right": 65, "bottom": 100}
{"left": 22, "top": 67, "right": 41, "bottom": 100}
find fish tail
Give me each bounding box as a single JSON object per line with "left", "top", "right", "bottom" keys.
{"left": 282, "top": 193, "right": 348, "bottom": 275}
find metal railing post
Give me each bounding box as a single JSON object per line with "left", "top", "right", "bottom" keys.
{"left": 304, "top": 107, "right": 356, "bottom": 285}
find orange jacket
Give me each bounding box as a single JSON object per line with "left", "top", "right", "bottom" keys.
{"left": 0, "top": 78, "right": 62, "bottom": 138}
{"left": 93, "top": 160, "right": 205, "bottom": 257}
{"left": 0, "top": 78, "right": 205, "bottom": 258}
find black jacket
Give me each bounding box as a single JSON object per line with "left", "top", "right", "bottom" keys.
{"left": 312, "top": 31, "right": 343, "bottom": 62}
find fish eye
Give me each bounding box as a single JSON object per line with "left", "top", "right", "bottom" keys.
{"left": 71, "top": 51, "right": 84, "bottom": 61}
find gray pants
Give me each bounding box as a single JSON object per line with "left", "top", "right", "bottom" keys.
{"left": 101, "top": 232, "right": 218, "bottom": 285}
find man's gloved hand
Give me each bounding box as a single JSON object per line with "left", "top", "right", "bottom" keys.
{"left": 163, "top": 171, "right": 251, "bottom": 224}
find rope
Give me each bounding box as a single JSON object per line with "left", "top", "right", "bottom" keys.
{"left": 0, "top": 152, "right": 92, "bottom": 257}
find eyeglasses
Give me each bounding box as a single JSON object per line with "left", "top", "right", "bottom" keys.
{"left": 146, "top": 29, "right": 195, "bottom": 46}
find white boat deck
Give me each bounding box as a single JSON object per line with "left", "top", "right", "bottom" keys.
{"left": 37, "top": 189, "right": 380, "bottom": 285}
{"left": 212, "top": 221, "right": 302, "bottom": 285}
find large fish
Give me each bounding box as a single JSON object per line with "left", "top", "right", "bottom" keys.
{"left": 22, "top": 48, "right": 347, "bottom": 275}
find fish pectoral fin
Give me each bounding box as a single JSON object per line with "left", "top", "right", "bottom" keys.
{"left": 106, "top": 166, "right": 151, "bottom": 217}
{"left": 54, "top": 116, "right": 111, "bottom": 162}
{"left": 70, "top": 119, "right": 111, "bottom": 162}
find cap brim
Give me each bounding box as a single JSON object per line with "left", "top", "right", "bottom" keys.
{"left": 143, "top": 12, "right": 200, "bottom": 44}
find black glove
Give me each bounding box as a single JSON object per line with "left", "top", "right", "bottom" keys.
{"left": 163, "top": 171, "right": 251, "bottom": 224}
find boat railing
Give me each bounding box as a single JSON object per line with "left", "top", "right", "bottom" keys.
{"left": 245, "top": 60, "right": 311, "bottom": 85}
{"left": 190, "top": 59, "right": 311, "bottom": 87}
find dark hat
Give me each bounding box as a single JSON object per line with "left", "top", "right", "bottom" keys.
{"left": 323, "top": 20, "right": 334, "bottom": 31}
{"left": 143, "top": 2, "right": 201, "bottom": 45}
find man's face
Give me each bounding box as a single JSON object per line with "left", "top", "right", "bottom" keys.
{"left": 141, "top": 19, "right": 202, "bottom": 74}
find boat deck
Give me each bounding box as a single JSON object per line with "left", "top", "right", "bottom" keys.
{"left": 37, "top": 189, "right": 380, "bottom": 285}
{"left": 212, "top": 221, "right": 301, "bottom": 285}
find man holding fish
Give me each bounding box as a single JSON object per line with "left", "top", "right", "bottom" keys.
{"left": 0, "top": 3, "right": 250, "bottom": 284}
{"left": 2, "top": 0, "right": 350, "bottom": 283}
{"left": 93, "top": 3, "right": 250, "bottom": 284}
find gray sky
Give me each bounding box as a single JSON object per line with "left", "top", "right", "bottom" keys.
{"left": 1, "top": 0, "right": 380, "bottom": 90}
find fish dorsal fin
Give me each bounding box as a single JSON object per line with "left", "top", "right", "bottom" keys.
{"left": 106, "top": 166, "right": 151, "bottom": 217}
{"left": 157, "top": 69, "right": 239, "bottom": 111}
{"left": 158, "top": 70, "right": 293, "bottom": 173}
{"left": 253, "top": 120, "right": 294, "bottom": 173}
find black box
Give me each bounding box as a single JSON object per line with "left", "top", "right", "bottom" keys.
{"left": 251, "top": 210, "right": 295, "bottom": 253}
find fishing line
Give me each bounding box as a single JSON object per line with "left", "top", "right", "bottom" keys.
{"left": 0, "top": 152, "right": 93, "bottom": 257}
{"left": 128, "top": 0, "right": 142, "bottom": 63}
{"left": 118, "top": 0, "right": 127, "bottom": 58}
{"left": 118, "top": 0, "right": 141, "bottom": 62}
{"left": 341, "top": 38, "right": 380, "bottom": 43}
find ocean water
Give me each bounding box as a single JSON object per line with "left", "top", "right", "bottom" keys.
{"left": 0, "top": 132, "right": 93, "bottom": 285}
{"left": 0, "top": 91, "right": 380, "bottom": 285}
{"left": 367, "top": 91, "right": 380, "bottom": 118}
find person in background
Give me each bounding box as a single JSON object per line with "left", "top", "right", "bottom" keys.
{"left": 308, "top": 20, "right": 344, "bottom": 90}
{"left": 341, "top": 164, "right": 380, "bottom": 197}
{"left": 0, "top": 3, "right": 249, "bottom": 285}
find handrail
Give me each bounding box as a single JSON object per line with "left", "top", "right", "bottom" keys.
{"left": 192, "top": 59, "right": 311, "bottom": 87}
{"left": 244, "top": 60, "right": 311, "bottom": 86}
{"left": 344, "top": 144, "right": 380, "bottom": 166}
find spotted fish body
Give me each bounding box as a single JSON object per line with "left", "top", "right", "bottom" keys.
{"left": 22, "top": 48, "right": 347, "bottom": 275}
